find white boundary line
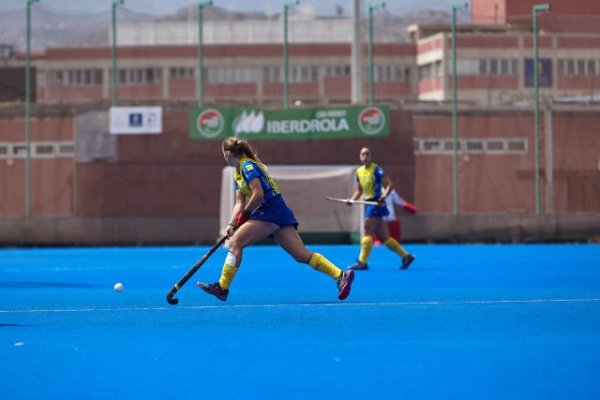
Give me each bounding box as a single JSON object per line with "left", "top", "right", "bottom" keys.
{"left": 1, "top": 298, "right": 599, "bottom": 314}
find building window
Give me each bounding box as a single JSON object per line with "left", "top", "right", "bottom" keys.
{"left": 375, "top": 65, "right": 409, "bottom": 82}
{"left": 325, "top": 65, "right": 350, "bottom": 76}
{"left": 443, "top": 140, "right": 461, "bottom": 152}
{"left": 456, "top": 59, "right": 479, "bottom": 75}
{"left": 289, "top": 65, "right": 318, "bottom": 83}
{"left": 489, "top": 59, "right": 498, "bottom": 75}
{"left": 567, "top": 60, "right": 575, "bottom": 75}
{"left": 507, "top": 139, "right": 527, "bottom": 153}
{"left": 419, "top": 61, "right": 442, "bottom": 80}
{"left": 475, "top": 59, "right": 517, "bottom": 76}
{"left": 413, "top": 139, "right": 420, "bottom": 153}
{"left": 57, "top": 143, "right": 75, "bottom": 156}
{"left": 414, "top": 138, "right": 527, "bottom": 155}
{"left": 588, "top": 60, "right": 597, "bottom": 75}
{"left": 486, "top": 140, "right": 505, "bottom": 152}
{"left": 263, "top": 66, "right": 316, "bottom": 83}
{"left": 465, "top": 140, "right": 484, "bottom": 153}
{"left": 34, "top": 143, "right": 55, "bottom": 157}
{"left": 422, "top": 139, "right": 442, "bottom": 152}
{"left": 50, "top": 69, "right": 103, "bottom": 86}
{"left": 206, "top": 66, "right": 257, "bottom": 83}
{"left": 560, "top": 59, "right": 600, "bottom": 76}
{"left": 12, "top": 145, "right": 27, "bottom": 157}
{"left": 0, "top": 142, "right": 75, "bottom": 159}
{"left": 170, "top": 67, "right": 195, "bottom": 78}
{"left": 263, "top": 66, "right": 281, "bottom": 83}
{"left": 479, "top": 59, "right": 488, "bottom": 75}
{"left": 418, "top": 64, "right": 432, "bottom": 80}
{"left": 117, "top": 68, "right": 162, "bottom": 85}
{"left": 577, "top": 60, "right": 586, "bottom": 75}
{"left": 452, "top": 59, "right": 517, "bottom": 76}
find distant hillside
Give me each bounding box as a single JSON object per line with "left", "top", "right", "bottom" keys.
{"left": 0, "top": 4, "right": 456, "bottom": 52}
{"left": 0, "top": 4, "right": 155, "bottom": 52}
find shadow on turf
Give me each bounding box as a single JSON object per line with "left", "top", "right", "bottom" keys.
{"left": 0, "top": 281, "right": 101, "bottom": 289}
{"left": 240, "top": 301, "right": 381, "bottom": 306}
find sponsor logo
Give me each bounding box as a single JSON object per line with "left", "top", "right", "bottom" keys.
{"left": 129, "top": 113, "right": 143, "bottom": 127}
{"left": 196, "top": 109, "right": 225, "bottom": 138}
{"left": 358, "top": 107, "right": 386, "bottom": 135}
{"left": 267, "top": 117, "right": 350, "bottom": 134}
{"left": 233, "top": 111, "right": 265, "bottom": 134}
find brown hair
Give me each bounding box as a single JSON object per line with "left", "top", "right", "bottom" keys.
{"left": 222, "top": 137, "right": 262, "bottom": 163}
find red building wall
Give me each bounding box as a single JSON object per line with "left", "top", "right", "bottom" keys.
{"left": 552, "top": 113, "right": 600, "bottom": 212}
{"left": 2, "top": 104, "right": 598, "bottom": 218}
{"left": 412, "top": 108, "right": 600, "bottom": 214}
{"left": 472, "top": 0, "right": 600, "bottom": 25}
{"left": 0, "top": 115, "right": 75, "bottom": 215}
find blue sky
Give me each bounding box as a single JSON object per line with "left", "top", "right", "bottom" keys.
{"left": 0, "top": 0, "right": 457, "bottom": 16}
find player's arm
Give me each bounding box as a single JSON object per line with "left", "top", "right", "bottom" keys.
{"left": 346, "top": 182, "right": 363, "bottom": 205}
{"left": 229, "top": 178, "right": 264, "bottom": 232}
{"left": 226, "top": 190, "right": 248, "bottom": 235}
{"left": 244, "top": 177, "right": 264, "bottom": 214}
{"left": 378, "top": 175, "right": 394, "bottom": 204}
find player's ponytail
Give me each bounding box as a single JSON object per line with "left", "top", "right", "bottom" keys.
{"left": 222, "top": 137, "right": 263, "bottom": 164}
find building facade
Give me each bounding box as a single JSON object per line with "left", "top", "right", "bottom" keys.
{"left": 415, "top": 29, "right": 600, "bottom": 105}
{"left": 29, "top": 13, "right": 600, "bottom": 107}
{"left": 34, "top": 43, "right": 416, "bottom": 106}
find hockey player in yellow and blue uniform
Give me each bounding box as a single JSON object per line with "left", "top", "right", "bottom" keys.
{"left": 197, "top": 137, "right": 355, "bottom": 302}
{"left": 346, "top": 147, "right": 415, "bottom": 270}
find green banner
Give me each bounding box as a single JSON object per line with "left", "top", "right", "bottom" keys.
{"left": 189, "top": 105, "right": 390, "bottom": 140}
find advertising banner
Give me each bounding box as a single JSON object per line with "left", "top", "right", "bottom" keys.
{"left": 524, "top": 58, "right": 553, "bottom": 88}
{"left": 110, "top": 106, "right": 162, "bottom": 134}
{"left": 189, "top": 105, "right": 390, "bottom": 140}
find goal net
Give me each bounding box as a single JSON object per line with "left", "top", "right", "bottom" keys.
{"left": 219, "top": 165, "right": 364, "bottom": 243}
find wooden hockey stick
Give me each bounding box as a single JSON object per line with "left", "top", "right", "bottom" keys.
{"left": 325, "top": 196, "right": 379, "bottom": 206}
{"left": 166, "top": 235, "right": 228, "bottom": 305}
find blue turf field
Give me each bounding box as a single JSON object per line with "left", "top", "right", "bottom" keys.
{"left": 1, "top": 244, "right": 599, "bottom": 399}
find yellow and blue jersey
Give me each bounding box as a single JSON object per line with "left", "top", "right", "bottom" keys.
{"left": 233, "top": 157, "right": 297, "bottom": 228}
{"left": 357, "top": 162, "right": 390, "bottom": 218}
{"left": 356, "top": 163, "right": 385, "bottom": 200}
{"left": 234, "top": 157, "right": 281, "bottom": 204}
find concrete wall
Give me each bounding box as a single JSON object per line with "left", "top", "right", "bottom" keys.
{"left": 1, "top": 102, "right": 599, "bottom": 245}
{"left": 1, "top": 214, "right": 598, "bottom": 245}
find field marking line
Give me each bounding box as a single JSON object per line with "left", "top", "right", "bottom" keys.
{"left": 1, "top": 297, "right": 599, "bottom": 314}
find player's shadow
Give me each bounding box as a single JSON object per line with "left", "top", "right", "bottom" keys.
{"left": 0, "top": 281, "right": 101, "bottom": 289}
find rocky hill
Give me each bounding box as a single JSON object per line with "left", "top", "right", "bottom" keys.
{"left": 0, "top": 3, "right": 456, "bottom": 52}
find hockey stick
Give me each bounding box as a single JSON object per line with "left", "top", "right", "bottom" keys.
{"left": 166, "top": 235, "right": 228, "bottom": 305}
{"left": 325, "top": 196, "right": 379, "bottom": 206}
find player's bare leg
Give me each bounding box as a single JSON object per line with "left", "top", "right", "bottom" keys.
{"left": 274, "top": 226, "right": 354, "bottom": 300}
{"left": 198, "top": 220, "right": 278, "bottom": 301}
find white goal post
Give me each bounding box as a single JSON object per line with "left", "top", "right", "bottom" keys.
{"left": 219, "top": 165, "right": 365, "bottom": 242}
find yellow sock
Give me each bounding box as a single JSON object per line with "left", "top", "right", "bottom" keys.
{"left": 218, "top": 263, "right": 238, "bottom": 290}
{"left": 384, "top": 238, "right": 409, "bottom": 258}
{"left": 308, "top": 253, "right": 342, "bottom": 279}
{"left": 359, "top": 235, "right": 373, "bottom": 264}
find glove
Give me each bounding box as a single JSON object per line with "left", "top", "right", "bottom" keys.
{"left": 235, "top": 210, "right": 252, "bottom": 227}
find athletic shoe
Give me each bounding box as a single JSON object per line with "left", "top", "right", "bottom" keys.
{"left": 337, "top": 270, "right": 355, "bottom": 300}
{"left": 347, "top": 261, "right": 369, "bottom": 271}
{"left": 197, "top": 281, "right": 229, "bottom": 302}
{"left": 401, "top": 254, "right": 416, "bottom": 270}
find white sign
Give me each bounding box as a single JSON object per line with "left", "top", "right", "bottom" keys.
{"left": 109, "top": 106, "right": 162, "bottom": 134}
